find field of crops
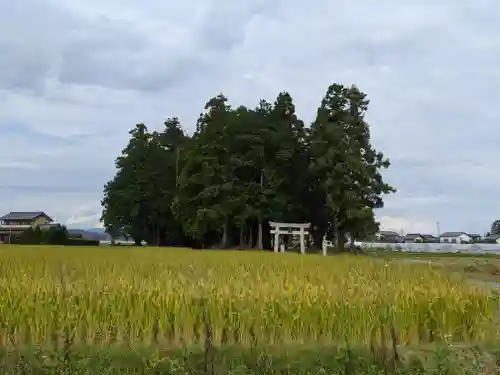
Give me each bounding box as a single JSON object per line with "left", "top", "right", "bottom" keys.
{"left": 0, "top": 245, "right": 497, "bottom": 349}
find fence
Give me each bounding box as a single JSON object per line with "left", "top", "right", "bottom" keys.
{"left": 361, "top": 242, "right": 500, "bottom": 254}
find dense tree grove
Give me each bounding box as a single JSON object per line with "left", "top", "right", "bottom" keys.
{"left": 490, "top": 220, "right": 500, "bottom": 236}
{"left": 101, "top": 83, "right": 395, "bottom": 250}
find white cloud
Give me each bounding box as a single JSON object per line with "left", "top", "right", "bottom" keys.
{"left": 0, "top": 161, "right": 39, "bottom": 169}
{"left": 0, "top": 0, "right": 500, "bottom": 231}
{"left": 377, "top": 216, "right": 438, "bottom": 236}
{"left": 66, "top": 212, "right": 103, "bottom": 228}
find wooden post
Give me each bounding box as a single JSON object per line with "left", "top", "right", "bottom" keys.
{"left": 273, "top": 225, "right": 279, "bottom": 253}
{"left": 322, "top": 237, "right": 327, "bottom": 256}
{"left": 300, "top": 227, "right": 305, "bottom": 254}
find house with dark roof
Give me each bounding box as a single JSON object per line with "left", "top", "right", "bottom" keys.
{"left": 439, "top": 232, "right": 474, "bottom": 244}
{"left": 0, "top": 212, "right": 54, "bottom": 243}
{"left": 468, "top": 233, "right": 482, "bottom": 242}
{"left": 403, "top": 233, "right": 439, "bottom": 243}
{"left": 423, "top": 234, "right": 439, "bottom": 243}
{"left": 402, "top": 233, "right": 423, "bottom": 243}
{"left": 480, "top": 234, "right": 500, "bottom": 244}
{"left": 375, "top": 230, "right": 401, "bottom": 243}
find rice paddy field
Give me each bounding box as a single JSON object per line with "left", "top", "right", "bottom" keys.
{"left": 0, "top": 245, "right": 499, "bottom": 374}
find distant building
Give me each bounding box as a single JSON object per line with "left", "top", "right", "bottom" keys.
{"left": 0, "top": 212, "right": 55, "bottom": 243}
{"left": 402, "top": 233, "right": 423, "bottom": 243}
{"left": 403, "top": 233, "right": 439, "bottom": 243}
{"left": 480, "top": 234, "right": 500, "bottom": 244}
{"left": 422, "top": 234, "right": 439, "bottom": 243}
{"left": 468, "top": 233, "right": 481, "bottom": 242}
{"left": 439, "top": 232, "right": 473, "bottom": 244}
{"left": 375, "top": 231, "right": 401, "bottom": 243}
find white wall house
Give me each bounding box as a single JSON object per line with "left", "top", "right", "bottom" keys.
{"left": 439, "top": 232, "right": 472, "bottom": 244}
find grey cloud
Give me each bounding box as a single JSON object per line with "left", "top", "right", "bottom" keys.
{"left": 194, "top": 0, "right": 269, "bottom": 51}
{"left": 0, "top": 1, "right": 266, "bottom": 93}
{"left": 0, "top": 185, "right": 92, "bottom": 194}
{"left": 58, "top": 16, "right": 206, "bottom": 91}
{"left": 0, "top": 122, "right": 87, "bottom": 146}
{"left": 381, "top": 156, "right": 500, "bottom": 233}
{"left": 0, "top": 1, "right": 76, "bottom": 92}
{"left": 0, "top": 43, "right": 54, "bottom": 91}
{"left": 1, "top": 0, "right": 500, "bottom": 233}
{"left": 0, "top": 165, "right": 113, "bottom": 190}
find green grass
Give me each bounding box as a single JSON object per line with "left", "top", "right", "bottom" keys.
{"left": 371, "top": 250, "right": 500, "bottom": 283}
{"left": 370, "top": 249, "right": 500, "bottom": 259}
{"left": 2, "top": 342, "right": 500, "bottom": 374}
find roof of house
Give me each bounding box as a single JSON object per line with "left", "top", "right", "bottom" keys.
{"left": 403, "top": 233, "right": 423, "bottom": 239}
{"left": 403, "top": 233, "right": 437, "bottom": 239}
{"left": 439, "top": 232, "right": 468, "bottom": 238}
{"left": 483, "top": 234, "right": 500, "bottom": 240}
{"left": 379, "top": 231, "right": 399, "bottom": 236}
{"left": 468, "top": 233, "right": 481, "bottom": 237}
{"left": 0, "top": 211, "right": 53, "bottom": 221}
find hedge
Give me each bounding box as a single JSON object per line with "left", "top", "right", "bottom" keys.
{"left": 64, "top": 238, "right": 100, "bottom": 246}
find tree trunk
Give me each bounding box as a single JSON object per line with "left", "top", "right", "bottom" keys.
{"left": 239, "top": 227, "right": 244, "bottom": 249}
{"left": 338, "top": 229, "right": 346, "bottom": 252}
{"left": 333, "top": 219, "right": 339, "bottom": 249}
{"left": 255, "top": 171, "right": 264, "bottom": 250}
{"left": 311, "top": 226, "right": 324, "bottom": 250}
{"left": 221, "top": 219, "right": 229, "bottom": 248}
{"left": 256, "top": 220, "right": 263, "bottom": 250}
{"left": 248, "top": 225, "right": 253, "bottom": 248}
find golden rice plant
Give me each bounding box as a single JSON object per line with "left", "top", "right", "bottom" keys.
{"left": 0, "top": 246, "right": 496, "bottom": 348}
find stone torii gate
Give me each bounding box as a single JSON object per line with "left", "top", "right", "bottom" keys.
{"left": 269, "top": 222, "right": 311, "bottom": 254}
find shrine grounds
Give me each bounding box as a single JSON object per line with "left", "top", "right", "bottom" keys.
{"left": 1, "top": 246, "right": 500, "bottom": 373}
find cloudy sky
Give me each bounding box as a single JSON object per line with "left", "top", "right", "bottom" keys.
{"left": 0, "top": 0, "right": 498, "bottom": 235}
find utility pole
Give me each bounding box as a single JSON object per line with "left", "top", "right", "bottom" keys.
{"left": 436, "top": 221, "right": 440, "bottom": 237}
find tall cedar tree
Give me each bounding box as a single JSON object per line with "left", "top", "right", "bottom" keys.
{"left": 227, "top": 105, "right": 263, "bottom": 248}
{"left": 249, "top": 100, "right": 274, "bottom": 249}
{"left": 102, "top": 124, "right": 151, "bottom": 245}
{"left": 309, "top": 84, "right": 394, "bottom": 251}
{"left": 102, "top": 120, "right": 188, "bottom": 245}
{"left": 172, "top": 94, "right": 239, "bottom": 248}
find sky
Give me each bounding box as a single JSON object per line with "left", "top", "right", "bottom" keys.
{"left": 0, "top": 0, "right": 499, "bottom": 235}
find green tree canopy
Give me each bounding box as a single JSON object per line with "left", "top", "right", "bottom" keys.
{"left": 490, "top": 220, "right": 500, "bottom": 235}
{"left": 102, "top": 82, "right": 395, "bottom": 251}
